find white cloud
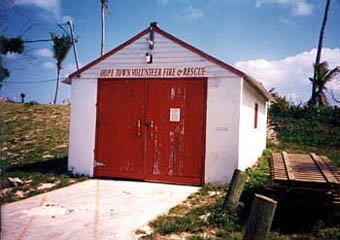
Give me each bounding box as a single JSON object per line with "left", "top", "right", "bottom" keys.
{"left": 279, "top": 17, "right": 295, "bottom": 26}
{"left": 285, "top": 93, "right": 302, "bottom": 104}
{"left": 157, "top": 0, "right": 169, "bottom": 5}
{"left": 5, "top": 52, "right": 20, "bottom": 59}
{"left": 34, "top": 48, "right": 53, "bottom": 58}
{"left": 15, "top": 0, "right": 61, "bottom": 19}
{"left": 41, "top": 61, "right": 55, "bottom": 70}
{"left": 176, "top": 6, "right": 204, "bottom": 21}
{"left": 255, "top": 0, "right": 313, "bottom": 16}
{"left": 14, "top": 0, "right": 73, "bottom": 22}
{"left": 186, "top": 6, "right": 204, "bottom": 20}
{"left": 292, "top": 0, "right": 313, "bottom": 16}
{"left": 235, "top": 48, "right": 340, "bottom": 103}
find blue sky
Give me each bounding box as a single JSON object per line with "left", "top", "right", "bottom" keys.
{"left": 1, "top": 0, "right": 340, "bottom": 104}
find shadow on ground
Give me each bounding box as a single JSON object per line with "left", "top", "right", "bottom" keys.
{"left": 239, "top": 186, "right": 338, "bottom": 234}
{"left": 7, "top": 157, "right": 68, "bottom": 175}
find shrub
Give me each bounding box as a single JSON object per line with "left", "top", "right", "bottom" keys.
{"left": 268, "top": 95, "right": 340, "bottom": 149}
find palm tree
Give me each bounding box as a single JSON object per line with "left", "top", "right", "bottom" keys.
{"left": 100, "top": 0, "right": 109, "bottom": 56}
{"left": 309, "top": 0, "right": 331, "bottom": 105}
{"left": 50, "top": 33, "right": 72, "bottom": 105}
{"left": 310, "top": 61, "right": 340, "bottom": 106}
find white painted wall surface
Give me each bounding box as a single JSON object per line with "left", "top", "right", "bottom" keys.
{"left": 238, "top": 80, "right": 267, "bottom": 171}
{"left": 68, "top": 30, "right": 265, "bottom": 183}
{"left": 68, "top": 79, "right": 97, "bottom": 176}
{"left": 205, "top": 77, "right": 242, "bottom": 184}
{"left": 77, "top": 32, "right": 237, "bottom": 80}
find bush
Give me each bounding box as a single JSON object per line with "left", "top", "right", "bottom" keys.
{"left": 268, "top": 95, "right": 340, "bottom": 149}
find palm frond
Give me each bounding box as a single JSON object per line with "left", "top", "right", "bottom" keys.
{"left": 311, "top": 61, "right": 338, "bottom": 106}
{"left": 324, "top": 66, "right": 340, "bottom": 83}
{"left": 50, "top": 32, "right": 73, "bottom": 68}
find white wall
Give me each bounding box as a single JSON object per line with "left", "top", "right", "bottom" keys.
{"left": 205, "top": 77, "right": 242, "bottom": 184}
{"left": 77, "top": 32, "right": 237, "bottom": 80}
{"left": 68, "top": 79, "right": 97, "bottom": 176}
{"left": 238, "top": 80, "right": 267, "bottom": 171}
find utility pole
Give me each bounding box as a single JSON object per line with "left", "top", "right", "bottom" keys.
{"left": 67, "top": 20, "right": 80, "bottom": 71}
{"left": 101, "top": 0, "right": 106, "bottom": 56}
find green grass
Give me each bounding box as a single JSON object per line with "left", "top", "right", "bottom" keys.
{"left": 274, "top": 117, "right": 340, "bottom": 149}
{"left": 186, "top": 236, "right": 213, "bottom": 240}
{"left": 150, "top": 215, "right": 205, "bottom": 235}
{"left": 0, "top": 100, "right": 88, "bottom": 203}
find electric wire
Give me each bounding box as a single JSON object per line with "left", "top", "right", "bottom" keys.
{"left": 4, "top": 78, "right": 66, "bottom": 84}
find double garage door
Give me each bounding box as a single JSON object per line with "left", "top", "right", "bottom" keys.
{"left": 94, "top": 78, "right": 207, "bottom": 185}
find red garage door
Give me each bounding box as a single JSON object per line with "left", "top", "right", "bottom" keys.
{"left": 94, "top": 78, "right": 206, "bottom": 185}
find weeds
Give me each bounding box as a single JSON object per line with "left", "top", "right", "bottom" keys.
{"left": 150, "top": 215, "right": 205, "bottom": 235}
{"left": 186, "top": 236, "right": 213, "bottom": 240}
{"left": 216, "top": 231, "right": 241, "bottom": 240}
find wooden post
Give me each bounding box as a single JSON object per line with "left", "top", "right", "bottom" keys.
{"left": 222, "top": 169, "right": 247, "bottom": 213}
{"left": 244, "top": 194, "right": 277, "bottom": 240}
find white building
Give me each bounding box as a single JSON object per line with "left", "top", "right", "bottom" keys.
{"left": 64, "top": 23, "right": 271, "bottom": 185}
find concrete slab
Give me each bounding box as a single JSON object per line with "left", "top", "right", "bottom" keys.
{"left": 1, "top": 180, "right": 199, "bottom": 240}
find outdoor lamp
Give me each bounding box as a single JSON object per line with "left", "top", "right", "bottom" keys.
{"left": 146, "top": 53, "right": 153, "bottom": 64}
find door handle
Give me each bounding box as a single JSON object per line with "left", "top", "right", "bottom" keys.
{"left": 137, "top": 120, "right": 141, "bottom": 137}
{"left": 145, "top": 121, "right": 154, "bottom": 138}
{"left": 145, "top": 121, "right": 154, "bottom": 128}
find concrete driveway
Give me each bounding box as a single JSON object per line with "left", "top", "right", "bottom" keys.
{"left": 1, "top": 179, "right": 199, "bottom": 240}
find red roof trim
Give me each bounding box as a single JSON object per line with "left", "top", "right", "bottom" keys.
{"left": 67, "top": 27, "right": 150, "bottom": 79}
{"left": 153, "top": 27, "right": 247, "bottom": 79}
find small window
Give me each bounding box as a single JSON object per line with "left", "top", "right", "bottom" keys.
{"left": 254, "top": 103, "right": 258, "bottom": 129}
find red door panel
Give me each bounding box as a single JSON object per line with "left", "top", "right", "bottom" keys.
{"left": 95, "top": 79, "right": 146, "bottom": 179}
{"left": 146, "top": 79, "right": 206, "bottom": 184}
{"left": 182, "top": 79, "right": 206, "bottom": 178}
{"left": 94, "top": 78, "right": 206, "bottom": 185}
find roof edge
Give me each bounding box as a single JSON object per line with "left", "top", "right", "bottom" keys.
{"left": 64, "top": 24, "right": 271, "bottom": 101}
{"left": 62, "top": 77, "right": 71, "bottom": 85}
{"left": 66, "top": 26, "right": 151, "bottom": 82}
{"left": 244, "top": 75, "right": 272, "bottom": 101}
{"left": 153, "top": 27, "right": 247, "bottom": 78}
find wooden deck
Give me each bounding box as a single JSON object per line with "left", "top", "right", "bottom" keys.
{"left": 268, "top": 152, "right": 340, "bottom": 217}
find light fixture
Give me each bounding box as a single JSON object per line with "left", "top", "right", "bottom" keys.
{"left": 146, "top": 53, "right": 153, "bottom": 64}
{"left": 148, "top": 39, "right": 154, "bottom": 49}
{"left": 148, "top": 22, "right": 156, "bottom": 50}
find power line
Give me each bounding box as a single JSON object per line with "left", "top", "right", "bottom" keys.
{"left": 4, "top": 78, "right": 66, "bottom": 84}
{"left": 23, "top": 39, "right": 53, "bottom": 43}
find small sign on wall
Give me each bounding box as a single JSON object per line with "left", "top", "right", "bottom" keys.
{"left": 170, "top": 108, "right": 180, "bottom": 122}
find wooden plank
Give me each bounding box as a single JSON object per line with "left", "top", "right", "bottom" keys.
{"left": 271, "top": 153, "right": 288, "bottom": 181}
{"left": 310, "top": 153, "right": 337, "bottom": 184}
{"left": 282, "top": 151, "right": 295, "bottom": 181}
{"left": 320, "top": 156, "right": 340, "bottom": 183}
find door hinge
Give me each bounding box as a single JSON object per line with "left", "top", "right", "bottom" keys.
{"left": 94, "top": 160, "right": 106, "bottom": 167}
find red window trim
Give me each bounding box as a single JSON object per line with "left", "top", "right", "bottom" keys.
{"left": 254, "top": 103, "right": 258, "bottom": 129}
